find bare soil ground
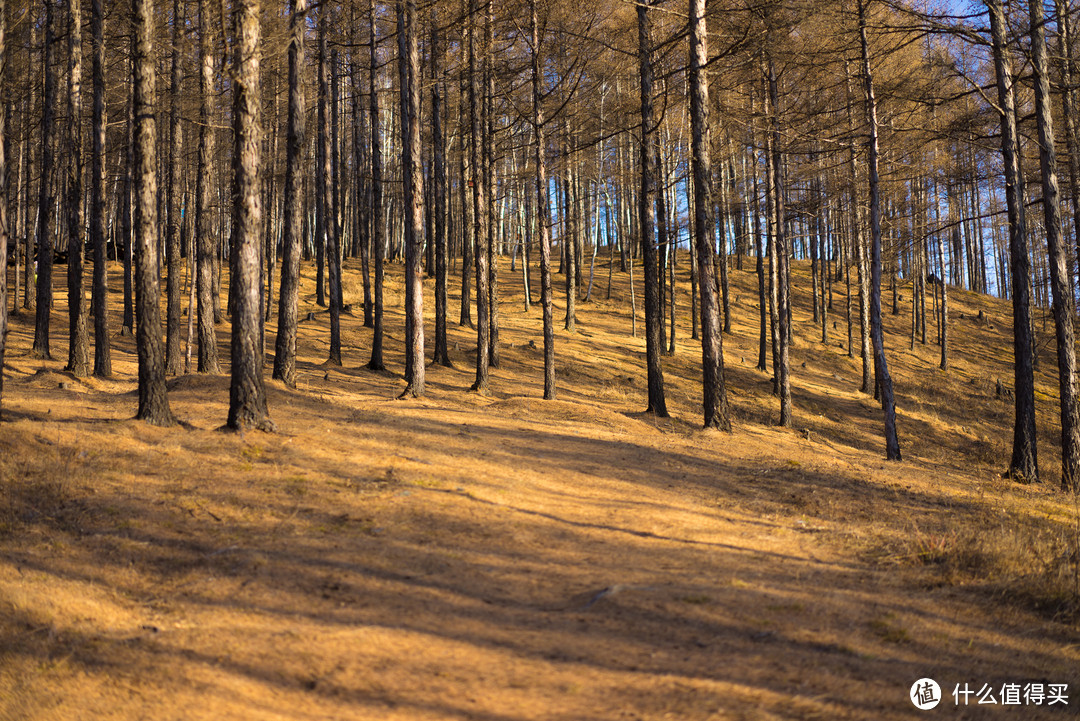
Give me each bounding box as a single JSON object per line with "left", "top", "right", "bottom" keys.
{"left": 1, "top": 254, "right": 1078, "bottom": 720}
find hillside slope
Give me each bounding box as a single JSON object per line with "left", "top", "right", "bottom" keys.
{"left": 1, "top": 254, "right": 1077, "bottom": 720}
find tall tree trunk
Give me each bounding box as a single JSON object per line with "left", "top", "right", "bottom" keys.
{"left": 367, "top": 0, "right": 386, "bottom": 370}
{"left": 66, "top": 0, "right": 90, "bottom": 376}
{"left": 1031, "top": 0, "right": 1079, "bottom": 489}
{"left": 859, "top": 0, "right": 900, "bottom": 460}
{"left": 988, "top": 0, "right": 1038, "bottom": 481}
{"left": 398, "top": 0, "right": 424, "bottom": 396}
{"left": 227, "top": 0, "right": 272, "bottom": 431}
{"left": 133, "top": 0, "right": 174, "bottom": 425}
{"left": 530, "top": 0, "right": 554, "bottom": 399}
{"left": 32, "top": 0, "right": 55, "bottom": 358}
{"left": 845, "top": 61, "right": 873, "bottom": 394}
{"left": 0, "top": 0, "right": 7, "bottom": 417}
{"left": 431, "top": 11, "right": 451, "bottom": 367}
{"left": 468, "top": 0, "right": 489, "bottom": 393}
{"left": 319, "top": 9, "right": 341, "bottom": 366}
{"left": 90, "top": 0, "right": 110, "bottom": 376}
{"left": 164, "top": 0, "right": 183, "bottom": 374}
{"left": 196, "top": 0, "right": 219, "bottom": 373}
{"left": 638, "top": 0, "right": 667, "bottom": 416}
{"left": 767, "top": 59, "right": 791, "bottom": 428}
{"left": 689, "top": 0, "right": 729, "bottom": 430}
{"left": 273, "top": 0, "right": 306, "bottom": 386}
{"left": 485, "top": 1, "right": 499, "bottom": 367}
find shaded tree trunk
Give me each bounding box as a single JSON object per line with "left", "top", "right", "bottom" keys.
{"left": 367, "top": 0, "right": 386, "bottom": 370}
{"left": 638, "top": 0, "right": 667, "bottom": 416}
{"left": 431, "top": 11, "right": 451, "bottom": 367}
{"left": 272, "top": 0, "right": 307, "bottom": 386}
{"left": 90, "top": 0, "right": 110, "bottom": 377}
{"left": 164, "top": 0, "right": 183, "bottom": 374}
{"left": 132, "top": 0, "right": 174, "bottom": 425}
{"left": 32, "top": 0, "right": 55, "bottom": 359}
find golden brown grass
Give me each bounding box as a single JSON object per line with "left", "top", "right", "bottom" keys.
{"left": 0, "top": 252, "right": 1078, "bottom": 720}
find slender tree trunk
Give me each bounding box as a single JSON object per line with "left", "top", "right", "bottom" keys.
{"left": 845, "top": 61, "right": 873, "bottom": 394}
{"left": 272, "top": 0, "right": 306, "bottom": 385}
{"left": 859, "top": 0, "right": 900, "bottom": 460}
{"left": 638, "top": 0, "right": 667, "bottom": 416}
{"left": 90, "top": 0, "right": 110, "bottom": 376}
{"left": 689, "top": 0, "right": 729, "bottom": 430}
{"left": 987, "top": 0, "right": 1038, "bottom": 481}
{"left": 133, "top": 0, "right": 174, "bottom": 425}
{"left": 164, "top": 0, "right": 183, "bottom": 374}
{"left": 530, "top": 0, "right": 554, "bottom": 399}
{"left": 32, "top": 0, "right": 55, "bottom": 358}
{"left": 367, "top": 0, "right": 386, "bottom": 370}
{"left": 319, "top": 10, "right": 341, "bottom": 366}
{"left": 485, "top": 1, "right": 499, "bottom": 368}
{"left": 469, "top": 0, "right": 489, "bottom": 393}
{"left": 1030, "top": 0, "right": 1079, "bottom": 489}
{"left": 196, "top": 0, "right": 219, "bottom": 373}
{"left": 398, "top": 0, "right": 424, "bottom": 396}
{"left": 65, "top": 0, "right": 90, "bottom": 376}
{"left": 768, "top": 60, "right": 791, "bottom": 427}
{"left": 227, "top": 0, "right": 272, "bottom": 431}
{"left": 0, "top": 0, "right": 7, "bottom": 416}
{"left": 431, "top": 11, "right": 451, "bottom": 367}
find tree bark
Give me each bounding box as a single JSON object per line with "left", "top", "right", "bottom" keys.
{"left": 367, "top": 0, "right": 386, "bottom": 371}
{"left": 227, "top": 0, "right": 272, "bottom": 431}
{"left": 196, "top": 0, "right": 219, "bottom": 373}
{"left": 90, "top": 0, "right": 110, "bottom": 377}
{"left": 689, "top": 0, "right": 729, "bottom": 430}
{"left": 66, "top": 0, "right": 90, "bottom": 376}
{"left": 273, "top": 0, "right": 307, "bottom": 386}
{"left": 858, "top": 0, "right": 900, "bottom": 460}
{"left": 987, "top": 0, "right": 1038, "bottom": 481}
{"left": 319, "top": 10, "right": 341, "bottom": 366}
{"left": 469, "top": 0, "right": 489, "bottom": 393}
{"left": 164, "top": 0, "right": 183, "bottom": 375}
{"left": 32, "top": 0, "right": 55, "bottom": 359}
{"left": 530, "top": 0, "right": 555, "bottom": 399}
{"left": 1030, "top": 0, "right": 1079, "bottom": 489}
{"left": 0, "top": 0, "right": 7, "bottom": 416}
{"left": 398, "top": 0, "right": 424, "bottom": 396}
{"left": 638, "top": 0, "right": 667, "bottom": 417}
{"left": 431, "top": 11, "right": 451, "bottom": 367}
{"left": 133, "top": 0, "right": 174, "bottom": 425}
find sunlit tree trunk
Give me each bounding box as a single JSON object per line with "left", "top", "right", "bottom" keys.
{"left": 66, "top": 0, "right": 90, "bottom": 376}
{"left": 133, "top": 0, "right": 174, "bottom": 425}
{"left": 90, "top": 0, "right": 110, "bottom": 377}
{"left": 530, "top": 0, "right": 554, "bottom": 399}
{"left": 227, "top": 0, "right": 272, "bottom": 431}
{"left": 398, "top": 0, "right": 424, "bottom": 396}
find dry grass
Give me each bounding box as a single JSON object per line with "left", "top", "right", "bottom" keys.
{"left": 1, "top": 253, "right": 1079, "bottom": 720}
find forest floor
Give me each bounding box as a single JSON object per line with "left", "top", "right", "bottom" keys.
{"left": 1, "top": 252, "right": 1079, "bottom": 720}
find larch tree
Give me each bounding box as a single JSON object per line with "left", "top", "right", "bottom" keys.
{"left": 638, "top": 0, "right": 667, "bottom": 417}
{"left": 0, "top": 0, "right": 7, "bottom": 417}
{"left": 987, "top": 0, "right": 1037, "bottom": 482}
{"left": 226, "top": 0, "right": 273, "bottom": 431}
{"left": 90, "top": 0, "right": 110, "bottom": 377}
{"left": 31, "top": 0, "right": 55, "bottom": 359}
{"left": 469, "top": 0, "right": 490, "bottom": 394}
{"left": 1029, "top": 0, "right": 1079, "bottom": 490}
{"left": 367, "top": 0, "right": 386, "bottom": 372}
{"left": 689, "top": 0, "right": 730, "bottom": 430}
{"left": 273, "top": 0, "right": 307, "bottom": 387}
{"left": 132, "top": 0, "right": 175, "bottom": 425}
{"left": 196, "top": 0, "right": 220, "bottom": 374}
{"left": 530, "top": 0, "right": 555, "bottom": 400}
{"left": 66, "top": 0, "right": 90, "bottom": 377}
{"left": 398, "top": 0, "right": 425, "bottom": 396}
{"left": 164, "top": 0, "right": 184, "bottom": 375}
{"left": 858, "top": 0, "right": 900, "bottom": 460}
{"left": 431, "top": 10, "right": 452, "bottom": 368}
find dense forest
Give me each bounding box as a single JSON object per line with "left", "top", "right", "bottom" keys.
{"left": 2, "top": 0, "right": 1080, "bottom": 488}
